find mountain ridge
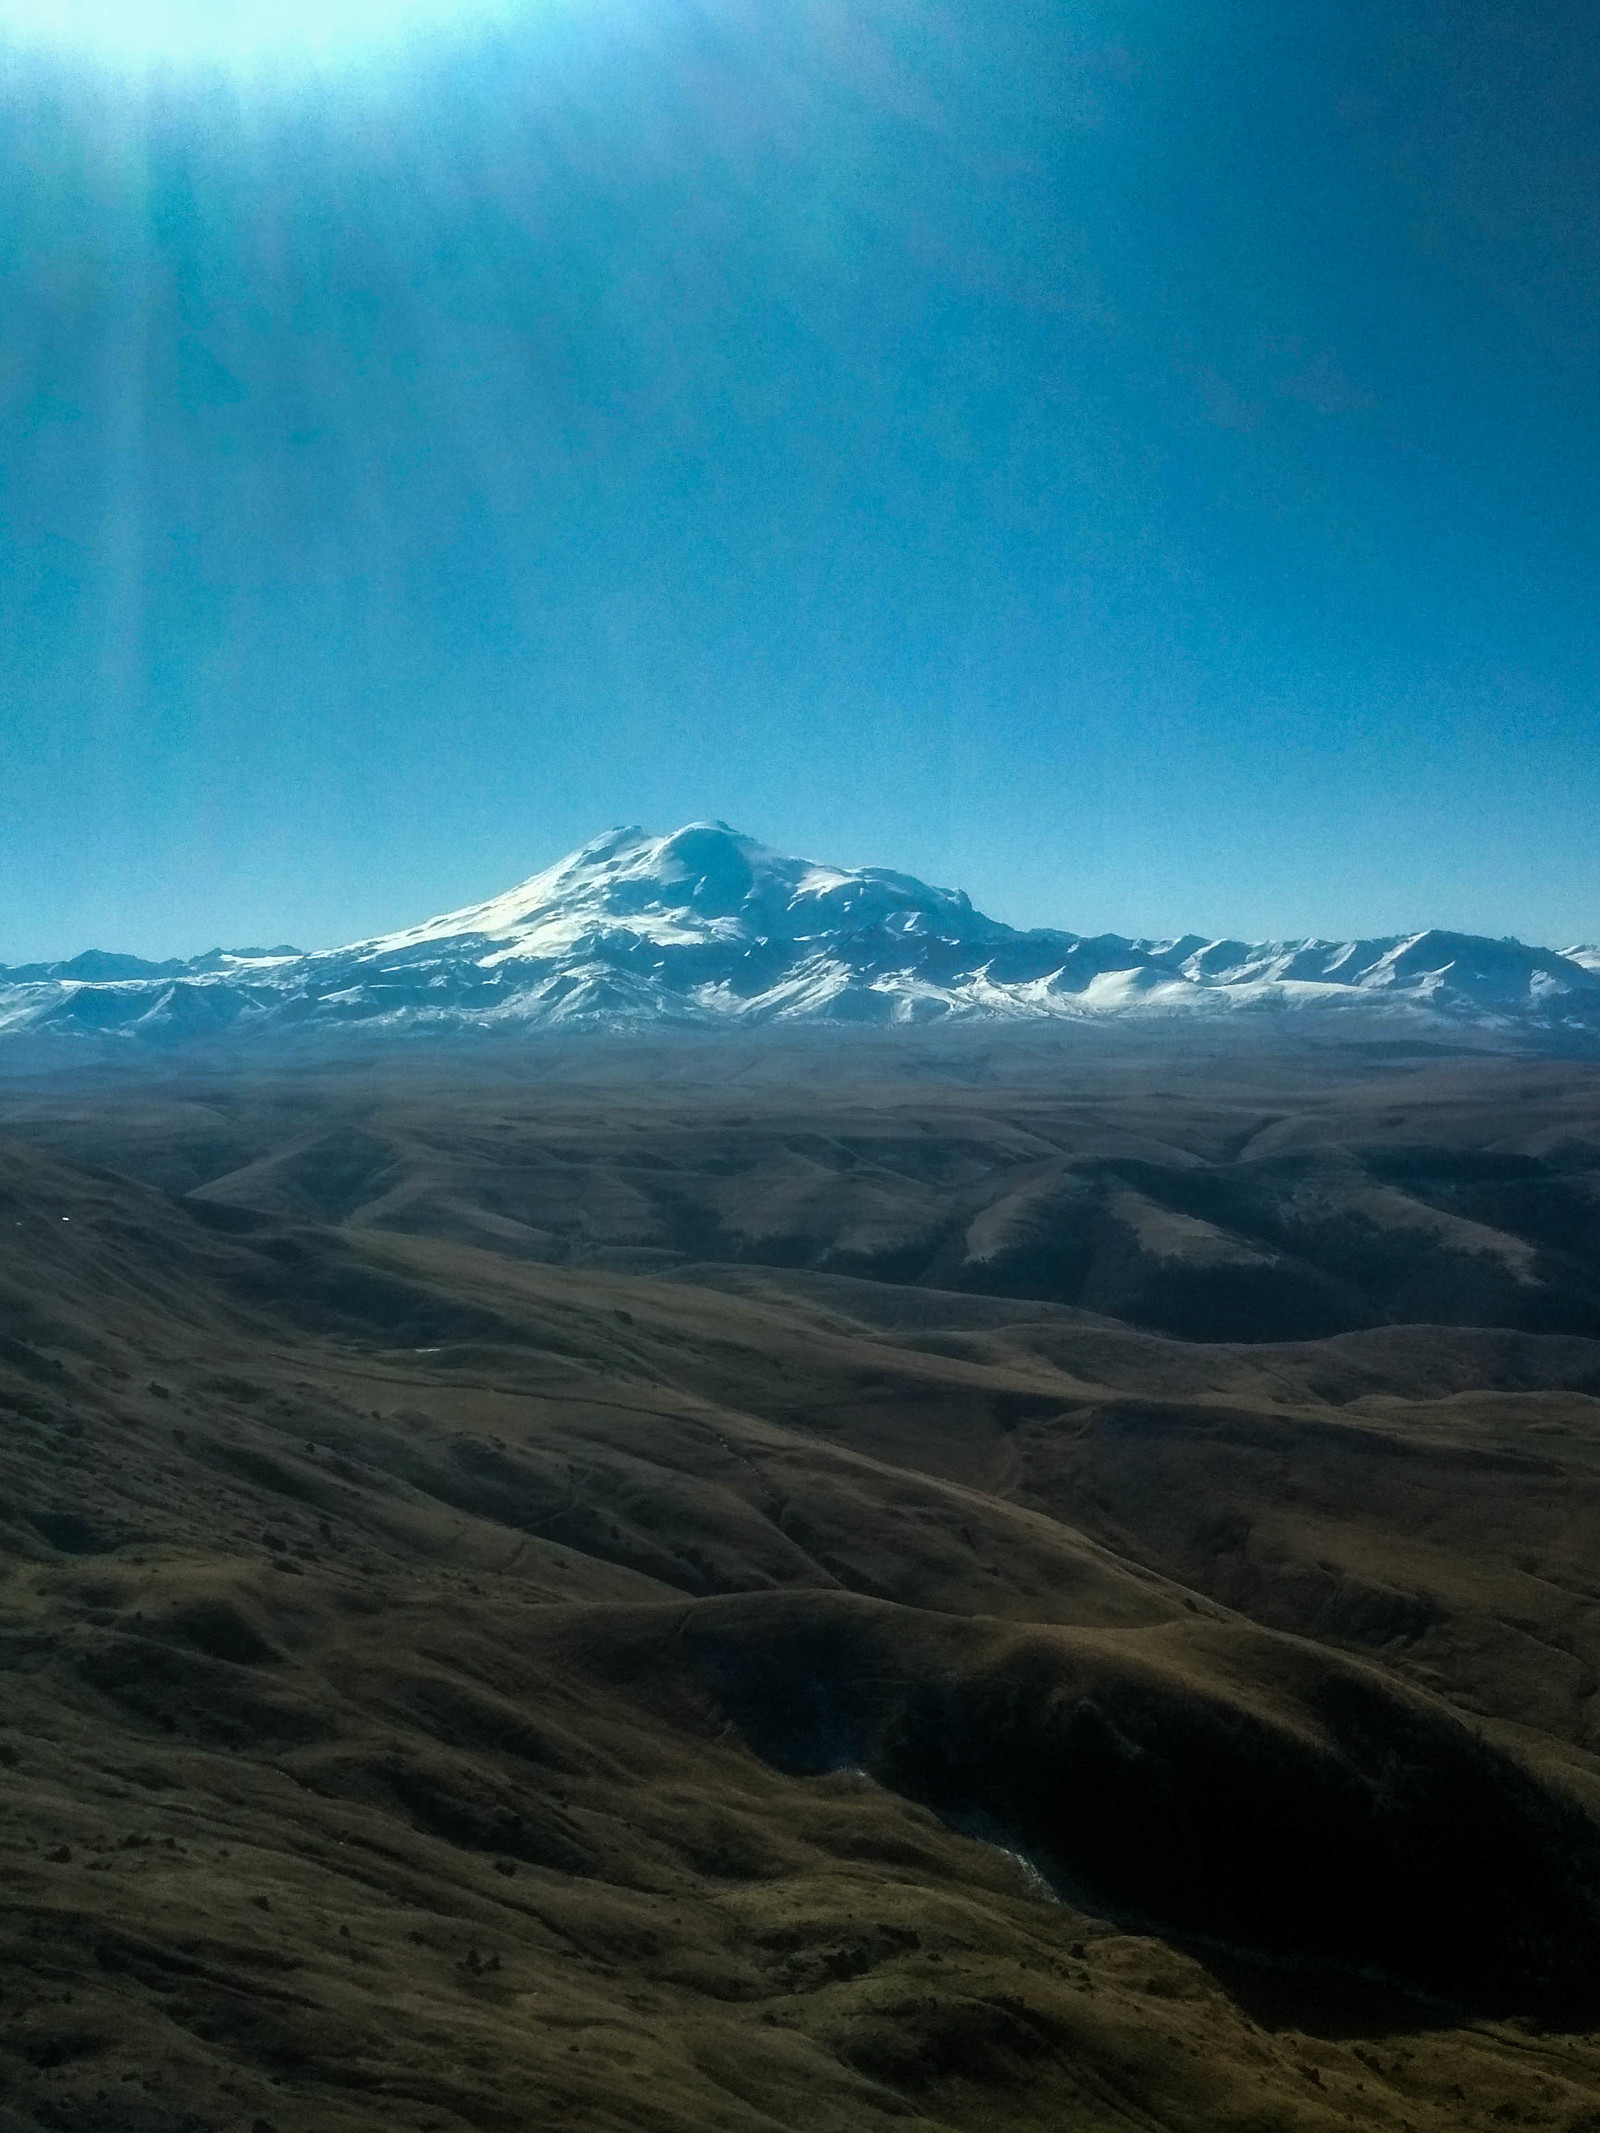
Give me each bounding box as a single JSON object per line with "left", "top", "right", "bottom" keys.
{"left": 4, "top": 820, "right": 1599, "bottom": 1049}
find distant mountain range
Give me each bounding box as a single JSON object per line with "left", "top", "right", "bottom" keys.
{"left": 4, "top": 821, "right": 1599, "bottom": 1051}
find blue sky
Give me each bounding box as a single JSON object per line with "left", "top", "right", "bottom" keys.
{"left": 3, "top": 0, "right": 1599, "bottom": 959}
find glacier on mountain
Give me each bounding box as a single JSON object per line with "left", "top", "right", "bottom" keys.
{"left": 3, "top": 821, "right": 1598, "bottom": 1051}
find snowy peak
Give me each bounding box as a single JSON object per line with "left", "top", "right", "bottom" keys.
{"left": 1, "top": 822, "right": 1598, "bottom": 1051}
{"left": 344, "top": 822, "right": 1002, "bottom": 965}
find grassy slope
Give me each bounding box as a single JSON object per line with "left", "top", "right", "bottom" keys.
{"left": 6, "top": 1040, "right": 1600, "bottom": 2130}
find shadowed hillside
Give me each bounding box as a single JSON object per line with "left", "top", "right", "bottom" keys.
{"left": 6, "top": 1031, "right": 1600, "bottom": 2130}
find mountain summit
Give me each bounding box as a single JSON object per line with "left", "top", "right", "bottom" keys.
{"left": 345, "top": 822, "right": 1001, "bottom": 958}
{"left": 4, "top": 821, "right": 1599, "bottom": 1050}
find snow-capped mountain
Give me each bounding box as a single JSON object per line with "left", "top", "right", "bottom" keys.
{"left": 4, "top": 821, "right": 1599, "bottom": 1050}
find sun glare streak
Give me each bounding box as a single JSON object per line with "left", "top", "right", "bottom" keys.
{"left": 0, "top": 0, "right": 527, "bottom": 73}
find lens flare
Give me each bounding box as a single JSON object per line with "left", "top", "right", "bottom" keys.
{"left": 0, "top": 0, "right": 522, "bottom": 72}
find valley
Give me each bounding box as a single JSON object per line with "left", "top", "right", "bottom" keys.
{"left": 5, "top": 1027, "right": 1600, "bottom": 2130}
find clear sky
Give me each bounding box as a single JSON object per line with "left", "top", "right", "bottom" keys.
{"left": 3, "top": 0, "right": 1599, "bottom": 960}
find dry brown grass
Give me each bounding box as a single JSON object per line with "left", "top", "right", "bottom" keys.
{"left": 4, "top": 1031, "right": 1600, "bottom": 2130}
